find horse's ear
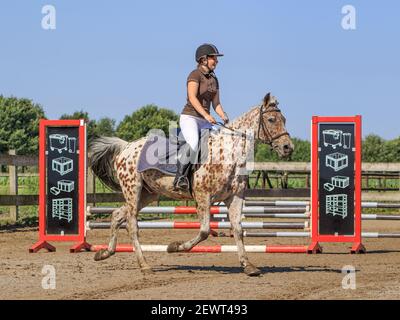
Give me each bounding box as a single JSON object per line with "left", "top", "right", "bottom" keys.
{"left": 263, "top": 92, "right": 271, "bottom": 106}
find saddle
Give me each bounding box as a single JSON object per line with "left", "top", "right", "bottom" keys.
{"left": 137, "top": 127, "right": 210, "bottom": 176}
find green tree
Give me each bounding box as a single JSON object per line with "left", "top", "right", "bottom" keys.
{"left": 0, "top": 96, "right": 46, "bottom": 155}
{"left": 254, "top": 138, "right": 311, "bottom": 162}
{"left": 59, "top": 110, "right": 97, "bottom": 140}
{"left": 362, "top": 134, "right": 384, "bottom": 162}
{"left": 289, "top": 138, "right": 311, "bottom": 162}
{"left": 255, "top": 142, "right": 279, "bottom": 161}
{"left": 94, "top": 117, "right": 116, "bottom": 137}
{"left": 116, "top": 104, "right": 179, "bottom": 141}
{"left": 381, "top": 137, "right": 400, "bottom": 162}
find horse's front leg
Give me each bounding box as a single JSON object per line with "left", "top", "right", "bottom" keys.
{"left": 167, "top": 195, "right": 211, "bottom": 252}
{"left": 94, "top": 205, "right": 128, "bottom": 261}
{"left": 225, "top": 193, "right": 261, "bottom": 276}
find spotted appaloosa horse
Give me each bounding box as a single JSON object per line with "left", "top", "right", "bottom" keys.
{"left": 89, "top": 93, "right": 294, "bottom": 276}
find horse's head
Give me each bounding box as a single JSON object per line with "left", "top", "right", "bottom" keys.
{"left": 256, "top": 93, "right": 294, "bottom": 158}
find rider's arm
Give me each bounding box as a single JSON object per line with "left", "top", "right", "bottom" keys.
{"left": 212, "top": 91, "right": 228, "bottom": 122}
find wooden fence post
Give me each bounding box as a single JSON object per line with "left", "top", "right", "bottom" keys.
{"left": 8, "top": 150, "right": 18, "bottom": 222}
{"left": 87, "top": 168, "right": 95, "bottom": 206}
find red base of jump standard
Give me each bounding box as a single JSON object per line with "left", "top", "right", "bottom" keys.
{"left": 29, "top": 240, "right": 92, "bottom": 253}
{"left": 307, "top": 242, "right": 323, "bottom": 254}
{"left": 70, "top": 241, "right": 92, "bottom": 253}
{"left": 351, "top": 242, "right": 366, "bottom": 254}
{"left": 29, "top": 241, "right": 56, "bottom": 253}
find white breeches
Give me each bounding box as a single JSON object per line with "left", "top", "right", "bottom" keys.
{"left": 179, "top": 114, "right": 213, "bottom": 152}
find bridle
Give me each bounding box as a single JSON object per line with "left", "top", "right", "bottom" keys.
{"left": 257, "top": 103, "right": 290, "bottom": 146}
{"left": 216, "top": 103, "right": 290, "bottom": 146}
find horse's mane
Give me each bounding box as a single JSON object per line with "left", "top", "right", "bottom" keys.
{"left": 228, "top": 104, "right": 260, "bottom": 129}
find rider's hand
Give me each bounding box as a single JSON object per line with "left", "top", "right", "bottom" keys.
{"left": 222, "top": 112, "right": 229, "bottom": 124}
{"left": 205, "top": 114, "right": 217, "bottom": 124}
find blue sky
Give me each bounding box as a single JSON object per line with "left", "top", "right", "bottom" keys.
{"left": 1, "top": 1, "right": 399, "bottom": 140}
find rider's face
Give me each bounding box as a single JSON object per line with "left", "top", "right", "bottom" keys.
{"left": 206, "top": 56, "right": 218, "bottom": 70}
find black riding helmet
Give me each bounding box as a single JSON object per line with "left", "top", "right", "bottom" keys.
{"left": 195, "top": 43, "right": 224, "bottom": 62}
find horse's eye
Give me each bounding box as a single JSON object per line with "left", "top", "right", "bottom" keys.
{"left": 268, "top": 117, "right": 276, "bottom": 123}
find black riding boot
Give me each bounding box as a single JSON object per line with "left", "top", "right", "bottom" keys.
{"left": 173, "top": 159, "right": 191, "bottom": 191}
{"left": 173, "top": 144, "right": 195, "bottom": 191}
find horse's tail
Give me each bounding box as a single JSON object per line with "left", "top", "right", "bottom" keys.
{"left": 88, "top": 136, "right": 128, "bottom": 192}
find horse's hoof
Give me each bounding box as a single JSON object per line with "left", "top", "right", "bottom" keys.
{"left": 167, "top": 241, "right": 183, "bottom": 253}
{"left": 94, "top": 249, "right": 113, "bottom": 261}
{"left": 244, "top": 264, "right": 261, "bottom": 277}
{"left": 141, "top": 266, "right": 154, "bottom": 274}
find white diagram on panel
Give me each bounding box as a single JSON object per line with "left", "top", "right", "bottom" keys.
{"left": 322, "top": 130, "right": 342, "bottom": 149}
{"left": 326, "top": 194, "right": 347, "bottom": 219}
{"left": 52, "top": 157, "right": 73, "bottom": 175}
{"left": 323, "top": 176, "right": 349, "bottom": 191}
{"left": 50, "top": 187, "right": 61, "bottom": 195}
{"left": 342, "top": 133, "right": 351, "bottom": 149}
{"left": 57, "top": 180, "right": 74, "bottom": 192}
{"left": 52, "top": 198, "right": 73, "bottom": 222}
{"left": 68, "top": 137, "right": 76, "bottom": 153}
{"left": 49, "top": 134, "right": 68, "bottom": 153}
{"left": 50, "top": 180, "right": 75, "bottom": 195}
{"left": 325, "top": 152, "right": 348, "bottom": 171}
{"left": 322, "top": 130, "right": 352, "bottom": 149}
{"left": 49, "top": 134, "right": 77, "bottom": 154}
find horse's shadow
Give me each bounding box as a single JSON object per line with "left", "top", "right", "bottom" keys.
{"left": 355, "top": 249, "right": 400, "bottom": 254}
{"left": 320, "top": 249, "right": 400, "bottom": 254}
{"left": 151, "top": 265, "right": 345, "bottom": 275}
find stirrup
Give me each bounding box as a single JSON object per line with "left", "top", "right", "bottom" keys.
{"left": 173, "top": 176, "right": 189, "bottom": 191}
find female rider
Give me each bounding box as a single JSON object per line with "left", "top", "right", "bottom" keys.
{"left": 173, "top": 43, "right": 229, "bottom": 191}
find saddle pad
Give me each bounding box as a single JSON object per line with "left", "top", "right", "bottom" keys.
{"left": 137, "top": 128, "right": 213, "bottom": 176}
{"left": 137, "top": 134, "right": 179, "bottom": 176}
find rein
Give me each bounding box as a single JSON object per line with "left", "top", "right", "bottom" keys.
{"left": 215, "top": 104, "right": 290, "bottom": 145}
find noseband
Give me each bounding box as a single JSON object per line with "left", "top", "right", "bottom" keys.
{"left": 257, "top": 104, "right": 290, "bottom": 146}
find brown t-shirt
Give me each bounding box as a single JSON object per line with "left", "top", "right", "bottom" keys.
{"left": 181, "top": 68, "right": 219, "bottom": 118}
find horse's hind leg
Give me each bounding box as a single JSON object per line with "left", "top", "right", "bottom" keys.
{"left": 94, "top": 205, "right": 129, "bottom": 261}
{"left": 167, "top": 194, "right": 211, "bottom": 252}
{"left": 225, "top": 193, "right": 261, "bottom": 277}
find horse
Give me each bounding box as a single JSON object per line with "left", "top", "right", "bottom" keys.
{"left": 88, "top": 93, "right": 294, "bottom": 276}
